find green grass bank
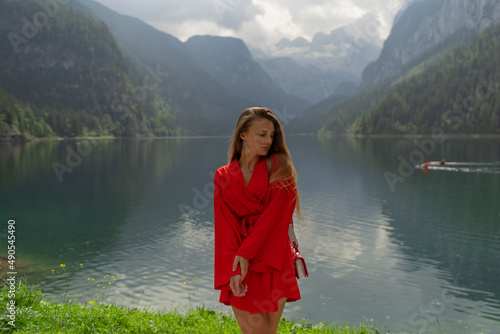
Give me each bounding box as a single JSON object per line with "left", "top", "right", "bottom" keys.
{"left": 0, "top": 279, "right": 380, "bottom": 334}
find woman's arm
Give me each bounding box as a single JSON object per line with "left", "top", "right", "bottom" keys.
{"left": 213, "top": 171, "right": 244, "bottom": 290}
{"left": 235, "top": 183, "right": 296, "bottom": 271}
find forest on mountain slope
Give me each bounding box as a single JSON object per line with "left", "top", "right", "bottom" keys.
{"left": 350, "top": 23, "right": 500, "bottom": 135}
{"left": 70, "top": 0, "right": 254, "bottom": 135}
{"left": 0, "top": 0, "right": 253, "bottom": 140}
{"left": 2, "top": 0, "right": 500, "bottom": 139}
{"left": 0, "top": 0, "right": 183, "bottom": 139}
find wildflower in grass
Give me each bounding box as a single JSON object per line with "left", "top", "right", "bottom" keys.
{"left": 60, "top": 264, "right": 66, "bottom": 267}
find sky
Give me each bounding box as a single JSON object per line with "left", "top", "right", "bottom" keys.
{"left": 92, "top": 0, "right": 407, "bottom": 53}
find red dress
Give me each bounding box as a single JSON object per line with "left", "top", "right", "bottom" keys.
{"left": 213, "top": 156, "right": 301, "bottom": 314}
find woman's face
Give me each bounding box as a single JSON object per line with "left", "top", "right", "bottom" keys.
{"left": 240, "top": 118, "right": 275, "bottom": 157}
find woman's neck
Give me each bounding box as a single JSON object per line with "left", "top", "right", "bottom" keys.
{"left": 239, "top": 148, "right": 259, "bottom": 172}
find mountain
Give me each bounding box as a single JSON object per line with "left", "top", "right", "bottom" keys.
{"left": 0, "top": 0, "right": 158, "bottom": 139}
{"left": 1, "top": 0, "right": 315, "bottom": 139}
{"left": 291, "top": 0, "right": 500, "bottom": 135}
{"left": 269, "top": 12, "right": 391, "bottom": 75}
{"left": 6, "top": 0, "right": 497, "bottom": 138}
{"left": 70, "top": 0, "right": 253, "bottom": 135}
{"left": 257, "top": 57, "right": 357, "bottom": 104}
{"left": 0, "top": 1, "right": 128, "bottom": 113}
{"left": 71, "top": 0, "right": 312, "bottom": 131}
{"left": 359, "top": 0, "right": 500, "bottom": 91}
{"left": 350, "top": 23, "right": 500, "bottom": 135}
{"left": 290, "top": 84, "right": 389, "bottom": 134}
{"left": 184, "top": 35, "right": 310, "bottom": 115}
{"left": 252, "top": 8, "right": 407, "bottom": 103}
{"left": 1, "top": 0, "right": 255, "bottom": 139}
{"left": 286, "top": 81, "right": 358, "bottom": 133}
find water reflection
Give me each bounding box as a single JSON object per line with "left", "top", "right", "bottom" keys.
{"left": 1, "top": 136, "right": 499, "bottom": 333}
{"left": 289, "top": 136, "right": 500, "bottom": 332}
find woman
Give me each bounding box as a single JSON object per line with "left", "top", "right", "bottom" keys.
{"left": 213, "top": 107, "right": 302, "bottom": 334}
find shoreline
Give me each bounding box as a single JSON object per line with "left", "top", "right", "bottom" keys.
{"left": 0, "top": 280, "right": 382, "bottom": 334}
{"left": 0, "top": 134, "right": 231, "bottom": 143}
{"left": 317, "top": 132, "right": 500, "bottom": 139}
{"left": 2, "top": 132, "right": 500, "bottom": 143}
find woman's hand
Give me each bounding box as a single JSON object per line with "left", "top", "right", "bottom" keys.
{"left": 229, "top": 275, "right": 248, "bottom": 297}
{"left": 232, "top": 255, "right": 249, "bottom": 281}
{"left": 230, "top": 255, "right": 249, "bottom": 297}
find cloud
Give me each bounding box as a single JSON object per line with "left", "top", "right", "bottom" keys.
{"left": 91, "top": 0, "right": 407, "bottom": 52}
{"left": 213, "top": 0, "right": 264, "bottom": 30}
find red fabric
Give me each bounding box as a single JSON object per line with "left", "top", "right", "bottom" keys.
{"left": 213, "top": 155, "right": 301, "bottom": 314}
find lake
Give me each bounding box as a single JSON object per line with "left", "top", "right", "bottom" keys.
{"left": 1, "top": 135, "right": 499, "bottom": 333}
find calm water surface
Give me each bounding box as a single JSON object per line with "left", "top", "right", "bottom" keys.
{"left": 1, "top": 136, "right": 499, "bottom": 333}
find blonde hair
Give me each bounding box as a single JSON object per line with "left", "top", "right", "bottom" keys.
{"left": 228, "top": 107, "right": 302, "bottom": 220}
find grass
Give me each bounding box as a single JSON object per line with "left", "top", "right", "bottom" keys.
{"left": 0, "top": 279, "right": 381, "bottom": 334}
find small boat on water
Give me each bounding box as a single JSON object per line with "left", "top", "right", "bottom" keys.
{"left": 418, "top": 160, "right": 500, "bottom": 168}
{"left": 416, "top": 159, "right": 500, "bottom": 174}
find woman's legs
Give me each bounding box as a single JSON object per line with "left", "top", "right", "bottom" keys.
{"left": 267, "top": 298, "right": 287, "bottom": 333}
{"left": 232, "top": 306, "right": 270, "bottom": 334}
{"left": 232, "top": 298, "right": 287, "bottom": 334}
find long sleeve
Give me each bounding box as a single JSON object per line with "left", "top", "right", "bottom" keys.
{"left": 236, "top": 183, "right": 296, "bottom": 271}
{"left": 213, "top": 173, "right": 242, "bottom": 290}
{"left": 213, "top": 157, "right": 302, "bottom": 309}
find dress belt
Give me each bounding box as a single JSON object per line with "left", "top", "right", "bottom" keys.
{"left": 240, "top": 214, "right": 260, "bottom": 238}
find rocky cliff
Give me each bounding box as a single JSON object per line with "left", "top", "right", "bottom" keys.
{"left": 359, "top": 0, "right": 500, "bottom": 91}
